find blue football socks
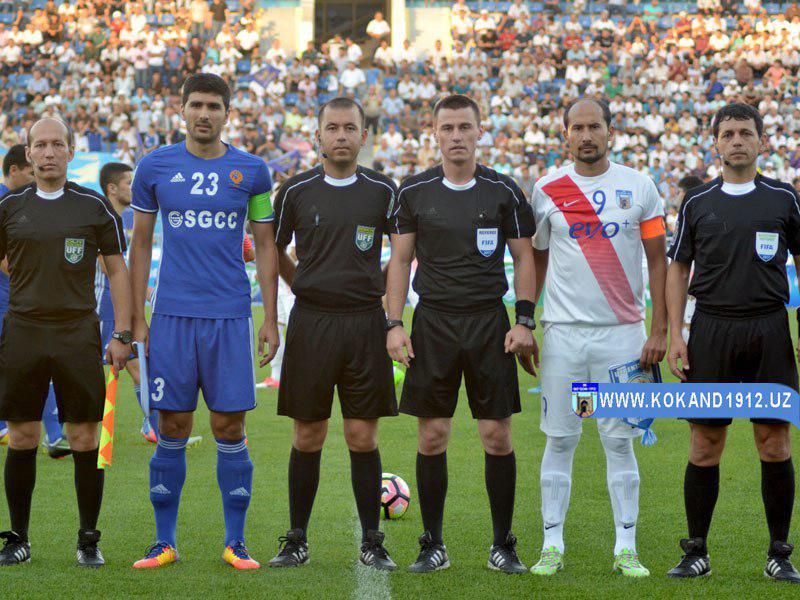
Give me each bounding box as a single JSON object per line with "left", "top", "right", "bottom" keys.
{"left": 216, "top": 438, "right": 253, "bottom": 546}
{"left": 149, "top": 435, "right": 188, "bottom": 548}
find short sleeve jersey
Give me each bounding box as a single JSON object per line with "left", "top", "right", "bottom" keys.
{"left": 131, "top": 141, "right": 273, "bottom": 319}
{"left": 274, "top": 166, "right": 396, "bottom": 310}
{"left": 392, "top": 164, "right": 535, "bottom": 312}
{"left": 532, "top": 162, "right": 665, "bottom": 326}
{"left": 0, "top": 182, "right": 126, "bottom": 322}
{"left": 667, "top": 174, "right": 800, "bottom": 316}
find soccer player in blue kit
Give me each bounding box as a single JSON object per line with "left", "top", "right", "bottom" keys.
{"left": 128, "top": 74, "right": 279, "bottom": 570}
{"left": 95, "top": 162, "right": 203, "bottom": 448}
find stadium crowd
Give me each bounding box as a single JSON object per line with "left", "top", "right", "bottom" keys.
{"left": 1, "top": 0, "right": 800, "bottom": 234}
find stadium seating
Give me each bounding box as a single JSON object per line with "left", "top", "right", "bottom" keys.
{"left": 0, "top": 0, "right": 797, "bottom": 213}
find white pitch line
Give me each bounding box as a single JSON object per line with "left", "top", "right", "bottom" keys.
{"left": 352, "top": 512, "right": 392, "bottom": 600}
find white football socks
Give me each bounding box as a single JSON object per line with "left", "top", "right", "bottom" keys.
{"left": 540, "top": 434, "right": 580, "bottom": 553}
{"left": 600, "top": 435, "right": 640, "bottom": 556}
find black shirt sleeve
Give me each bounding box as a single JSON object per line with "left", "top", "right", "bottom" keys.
{"left": 667, "top": 191, "right": 694, "bottom": 263}
{"left": 383, "top": 177, "right": 399, "bottom": 233}
{"left": 786, "top": 185, "right": 800, "bottom": 256}
{"left": 96, "top": 196, "right": 126, "bottom": 255}
{"left": 392, "top": 185, "right": 417, "bottom": 234}
{"left": 501, "top": 175, "right": 536, "bottom": 239}
{"left": 0, "top": 200, "right": 6, "bottom": 260}
{"left": 273, "top": 181, "right": 295, "bottom": 248}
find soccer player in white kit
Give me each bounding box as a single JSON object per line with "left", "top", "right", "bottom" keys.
{"left": 530, "top": 98, "right": 668, "bottom": 577}
{"left": 258, "top": 238, "right": 295, "bottom": 388}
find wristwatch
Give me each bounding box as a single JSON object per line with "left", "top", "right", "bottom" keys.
{"left": 385, "top": 319, "right": 404, "bottom": 331}
{"left": 515, "top": 315, "right": 536, "bottom": 330}
{"left": 111, "top": 330, "right": 133, "bottom": 344}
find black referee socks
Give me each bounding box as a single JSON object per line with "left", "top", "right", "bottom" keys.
{"left": 485, "top": 451, "right": 516, "bottom": 546}
{"left": 417, "top": 451, "right": 448, "bottom": 544}
{"left": 4, "top": 447, "right": 37, "bottom": 541}
{"left": 761, "top": 458, "right": 795, "bottom": 545}
{"left": 288, "top": 447, "right": 322, "bottom": 540}
{"left": 684, "top": 462, "right": 719, "bottom": 542}
{"left": 73, "top": 449, "right": 104, "bottom": 531}
{"left": 349, "top": 448, "right": 382, "bottom": 542}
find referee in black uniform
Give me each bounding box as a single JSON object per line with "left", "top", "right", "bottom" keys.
{"left": 386, "top": 94, "right": 538, "bottom": 573}
{"left": 267, "top": 97, "right": 397, "bottom": 571}
{"left": 666, "top": 103, "right": 800, "bottom": 583}
{"left": 0, "top": 118, "right": 132, "bottom": 568}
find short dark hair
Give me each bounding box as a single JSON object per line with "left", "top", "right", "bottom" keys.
{"left": 181, "top": 73, "right": 231, "bottom": 111}
{"left": 317, "top": 97, "right": 366, "bottom": 127}
{"left": 563, "top": 97, "right": 612, "bottom": 129}
{"left": 27, "top": 117, "right": 74, "bottom": 147}
{"left": 2, "top": 144, "right": 29, "bottom": 177}
{"left": 99, "top": 162, "right": 133, "bottom": 196}
{"left": 677, "top": 175, "right": 704, "bottom": 192}
{"left": 433, "top": 94, "right": 481, "bottom": 124}
{"left": 712, "top": 102, "right": 763, "bottom": 138}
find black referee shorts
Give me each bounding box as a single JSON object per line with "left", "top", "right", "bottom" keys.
{"left": 400, "top": 303, "right": 521, "bottom": 420}
{"left": 277, "top": 303, "right": 397, "bottom": 421}
{"left": 686, "top": 308, "right": 797, "bottom": 427}
{"left": 0, "top": 313, "right": 105, "bottom": 423}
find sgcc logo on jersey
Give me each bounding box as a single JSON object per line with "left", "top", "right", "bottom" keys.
{"left": 756, "top": 231, "right": 779, "bottom": 261}
{"left": 616, "top": 189, "right": 632, "bottom": 209}
{"left": 168, "top": 210, "right": 239, "bottom": 230}
{"left": 355, "top": 225, "right": 375, "bottom": 251}
{"left": 64, "top": 238, "right": 85, "bottom": 264}
{"left": 477, "top": 227, "right": 498, "bottom": 257}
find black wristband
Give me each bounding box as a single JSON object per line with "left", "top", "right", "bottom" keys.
{"left": 515, "top": 300, "right": 536, "bottom": 330}
{"left": 515, "top": 300, "right": 535, "bottom": 320}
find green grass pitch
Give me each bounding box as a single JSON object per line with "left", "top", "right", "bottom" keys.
{"left": 2, "top": 307, "right": 800, "bottom": 599}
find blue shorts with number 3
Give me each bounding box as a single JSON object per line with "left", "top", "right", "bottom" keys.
{"left": 147, "top": 314, "right": 257, "bottom": 413}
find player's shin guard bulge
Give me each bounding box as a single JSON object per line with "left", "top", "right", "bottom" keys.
{"left": 537, "top": 434, "right": 579, "bottom": 563}
{"left": 217, "top": 438, "right": 257, "bottom": 569}
{"left": 144, "top": 435, "right": 188, "bottom": 561}
{"left": 601, "top": 436, "right": 641, "bottom": 553}
{"left": 540, "top": 472, "right": 570, "bottom": 541}
{"left": 4, "top": 447, "right": 37, "bottom": 545}
{"left": 73, "top": 449, "right": 105, "bottom": 533}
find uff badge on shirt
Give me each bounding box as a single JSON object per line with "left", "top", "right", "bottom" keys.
{"left": 755, "top": 231, "right": 779, "bottom": 262}
{"left": 477, "top": 227, "right": 498, "bottom": 257}
{"left": 64, "top": 238, "right": 85, "bottom": 264}
{"left": 355, "top": 225, "right": 375, "bottom": 251}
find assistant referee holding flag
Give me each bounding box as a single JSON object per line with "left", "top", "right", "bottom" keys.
{"left": 386, "top": 94, "right": 537, "bottom": 573}
{"left": 666, "top": 103, "right": 800, "bottom": 583}
{"left": 0, "top": 118, "right": 132, "bottom": 568}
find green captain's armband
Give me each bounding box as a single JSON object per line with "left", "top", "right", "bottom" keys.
{"left": 248, "top": 191, "right": 273, "bottom": 221}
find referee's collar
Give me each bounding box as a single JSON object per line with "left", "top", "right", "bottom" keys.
{"left": 319, "top": 165, "right": 359, "bottom": 187}
{"left": 31, "top": 180, "right": 70, "bottom": 200}
{"left": 438, "top": 163, "right": 480, "bottom": 191}
{"left": 715, "top": 172, "right": 762, "bottom": 190}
